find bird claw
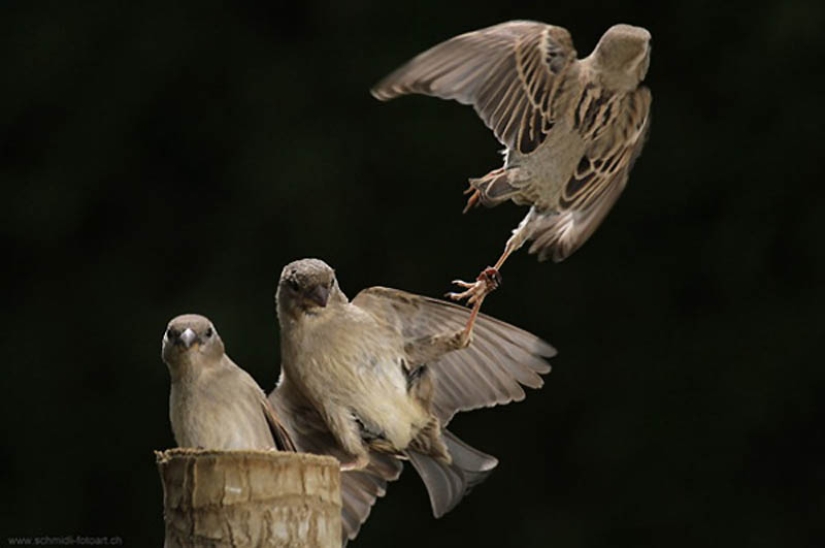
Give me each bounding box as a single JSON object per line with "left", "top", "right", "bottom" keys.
{"left": 445, "top": 267, "right": 502, "bottom": 306}
{"left": 462, "top": 187, "right": 482, "bottom": 214}
{"left": 445, "top": 283, "right": 484, "bottom": 305}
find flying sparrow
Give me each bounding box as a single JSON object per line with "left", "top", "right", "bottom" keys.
{"left": 373, "top": 21, "right": 652, "bottom": 312}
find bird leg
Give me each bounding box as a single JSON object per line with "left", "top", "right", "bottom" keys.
{"left": 405, "top": 329, "right": 474, "bottom": 366}
{"left": 323, "top": 402, "right": 371, "bottom": 471}
{"left": 450, "top": 195, "right": 536, "bottom": 306}
{"left": 447, "top": 213, "right": 535, "bottom": 341}
{"left": 444, "top": 267, "right": 501, "bottom": 344}
{"left": 448, "top": 241, "right": 516, "bottom": 309}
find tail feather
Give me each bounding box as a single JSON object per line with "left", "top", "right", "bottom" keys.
{"left": 443, "top": 429, "right": 498, "bottom": 487}
{"left": 407, "top": 429, "right": 498, "bottom": 518}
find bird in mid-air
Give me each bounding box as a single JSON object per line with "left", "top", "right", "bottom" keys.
{"left": 269, "top": 258, "right": 555, "bottom": 542}
{"left": 162, "top": 314, "right": 295, "bottom": 451}
{"left": 372, "top": 21, "right": 652, "bottom": 309}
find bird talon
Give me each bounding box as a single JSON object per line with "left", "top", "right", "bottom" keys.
{"left": 445, "top": 289, "right": 475, "bottom": 303}
{"left": 477, "top": 267, "right": 502, "bottom": 290}
{"left": 462, "top": 184, "right": 482, "bottom": 214}
{"left": 446, "top": 273, "right": 498, "bottom": 306}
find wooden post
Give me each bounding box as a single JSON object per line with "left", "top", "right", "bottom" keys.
{"left": 156, "top": 449, "right": 341, "bottom": 548}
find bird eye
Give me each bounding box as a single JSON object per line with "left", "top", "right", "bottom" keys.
{"left": 166, "top": 327, "right": 177, "bottom": 340}
{"left": 205, "top": 327, "right": 214, "bottom": 338}
{"left": 287, "top": 278, "right": 300, "bottom": 291}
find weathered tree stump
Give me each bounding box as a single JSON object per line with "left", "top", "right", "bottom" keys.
{"left": 156, "top": 449, "right": 341, "bottom": 548}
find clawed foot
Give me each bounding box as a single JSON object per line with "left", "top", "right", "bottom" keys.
{"left": 445, "top": 267, "right": 502, "bottom": 306}
{"left": 462, "top": 185, "right": 482, "bottom": 214}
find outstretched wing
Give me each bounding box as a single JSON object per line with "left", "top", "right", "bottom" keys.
{"left": 528, "top": 86, "right": 652, "bottom": 262}
{"left": 352, "top": 287, "right": 555, "bottom": 424}
{"left": 372, "top": 21, "right": 577, "bottom": 155}
{"left": 268, "top": 383, "right": 403, "bottom": 545}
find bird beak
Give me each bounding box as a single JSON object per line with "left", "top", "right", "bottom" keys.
{"left": 179, "top": 328, "right": 198, "bottom": 348}
{"left": 306, "top": 284, "right": 329, "bottom": 308}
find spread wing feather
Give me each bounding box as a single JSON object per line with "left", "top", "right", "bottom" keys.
{"left": 352, "top": 286, "right": 554, "bottom": 424}
{"left": 372, "top": 21, "right": 577, "bottom": 155}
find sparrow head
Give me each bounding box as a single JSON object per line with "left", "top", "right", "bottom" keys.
{"left": 276, "top": 258, "right": 346, "bottom": 319}
{"left": 592, "top": 24, "right": 651, "bottom": 89}
{"left": 162, "top": 314, "right": 225, "bottom": 370}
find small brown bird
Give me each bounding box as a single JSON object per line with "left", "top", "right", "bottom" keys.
{"left": 372, "top": 21, "right": 652, "bottom": 307}
{"left": 270, "top": 258, "right": 555, "bottom": 541}
{"left": 162, "top": 314, "right": 294, "bottom": 451}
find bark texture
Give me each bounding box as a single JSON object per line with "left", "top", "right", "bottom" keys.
{"left": 156, "top": 449, "right": 341, "bottom": 548}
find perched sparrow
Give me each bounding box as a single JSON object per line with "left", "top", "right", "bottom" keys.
{"left": 372, "top": 21, "right": 652, "bottom": 307}
{"left": 162, "top": 314, "right": 294, "bottom": 451}
{"left": 271, "top": 258, "right": 555, "bottom": 542}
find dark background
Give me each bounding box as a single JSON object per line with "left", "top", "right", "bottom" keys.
{"left": 2, "top": 0, "right": 823, "bottom": 546}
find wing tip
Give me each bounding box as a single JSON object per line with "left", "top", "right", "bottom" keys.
{"left": 538, "top": 342, "right": 558, "bottom": 359}
{"left": 370, "top": 85, "right": 394, "bottom": 102}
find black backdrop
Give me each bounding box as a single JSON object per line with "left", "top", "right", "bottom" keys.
{"left": 2, "top": 0, "right": 823, "bottom": 546}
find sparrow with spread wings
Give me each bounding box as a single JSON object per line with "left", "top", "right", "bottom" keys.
{"left": 269, "top": 258, "right": 555, "bottom": 543}
{"left": 372, "top": 21, "right": 652, "bottom": 326}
